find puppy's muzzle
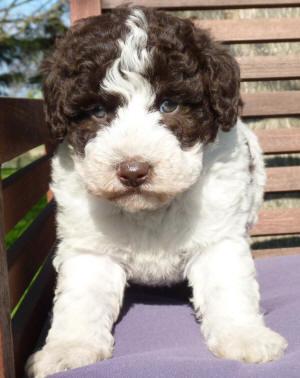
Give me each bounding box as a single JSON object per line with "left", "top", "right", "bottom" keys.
{"left": 117, "top": 161, "right": 150, "bottom": 187}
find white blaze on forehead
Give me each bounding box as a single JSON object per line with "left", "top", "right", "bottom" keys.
{"left": 101, "top": 9, "right": 154, "bottom": 102}
{"left": 119, "top": 8, "right": 150, "bottom": 72}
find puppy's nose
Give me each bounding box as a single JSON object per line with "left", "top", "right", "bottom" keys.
{"left": 117, "top": 162, "right": 150, "bottom": 187}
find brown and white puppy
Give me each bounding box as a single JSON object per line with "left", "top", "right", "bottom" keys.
{"left": 26, "top": 7, "right": 287, "bottom": 378}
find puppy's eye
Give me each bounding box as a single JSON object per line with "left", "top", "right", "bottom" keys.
{"left": 92, "top": 105, "right": 107, "bottom": 118}
{"left": 160, "top": 100, "right": 178, "bottom": 114}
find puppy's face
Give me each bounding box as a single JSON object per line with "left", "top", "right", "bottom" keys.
{"left": 43, "top": 8, "right": 240, "bottom": 212}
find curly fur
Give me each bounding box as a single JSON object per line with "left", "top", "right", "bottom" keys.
{"left": 26, "top": 7, "right": 287, "bottom": 378}
{"left": 42, "top": 7, "right": 241, "bottom": 151}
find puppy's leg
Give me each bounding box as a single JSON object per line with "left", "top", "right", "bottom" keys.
{"left": 186, "top": 238, "right": 287, "bottom": 363}
{"left": 26, "top": 251, "right": 126, "bottom": 378}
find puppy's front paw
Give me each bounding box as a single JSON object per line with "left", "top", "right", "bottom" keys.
{"left": 207, "top": 325, "right": 287, "bottom": 363}
{"left": 26, "top": 341, "right": 113, "bottom": 378}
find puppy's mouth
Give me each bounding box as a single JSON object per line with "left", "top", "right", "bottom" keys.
{"left": 86, "top": 177, "right": 193, "bottom": 208}
{"left": 104, "top": 187, "right": 172, "bottom": 204}
{"left": 106, "top": 187, "right": 142, "bottom": 198}
{"left": 82, "top": 165, "right": 199, "bottom": 211}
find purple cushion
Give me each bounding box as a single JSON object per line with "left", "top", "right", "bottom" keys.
{"left": 50, "top": 254, "right": 300, "bottom": 378}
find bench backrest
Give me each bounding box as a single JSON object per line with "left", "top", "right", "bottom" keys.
{"left": 1, "top": 0, "right": 300, "bottom": 376}
{"left": 0, "top": 99, "right": 55, "bottom": 377}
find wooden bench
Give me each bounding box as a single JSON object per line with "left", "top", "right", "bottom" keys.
{"left": 1, "top": 0, "right": 300, "bottom": 376}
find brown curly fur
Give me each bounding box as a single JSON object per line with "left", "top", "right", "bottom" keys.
{"left": 42, "top": 7, "right": 242, "bottom": 153}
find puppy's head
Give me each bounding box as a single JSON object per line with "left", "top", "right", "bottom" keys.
{"left": 43, "top": 7, "right": 241, "bottom": 212}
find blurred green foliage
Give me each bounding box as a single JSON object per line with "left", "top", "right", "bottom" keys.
{"left": 0, "top": 0, "right": 69, "bottom": 95}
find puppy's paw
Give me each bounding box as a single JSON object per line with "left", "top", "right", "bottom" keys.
{"left": 207, "top": 325, "right": 287, "bottom": 363}
{"left": 26, "top": 341, "right": 113, "bottom": 378}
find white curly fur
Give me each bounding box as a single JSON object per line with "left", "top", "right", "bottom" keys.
{"left": 26, "top": 8, "right": 287, "bottom": 378}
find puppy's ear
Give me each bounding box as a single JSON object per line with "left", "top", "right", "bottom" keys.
{"left": 41, "top": 55, "right": 67, "bottom": 143}
{"left": 197, "top": 33, "right": 241, "bottom": 132}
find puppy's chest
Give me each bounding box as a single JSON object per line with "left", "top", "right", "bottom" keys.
{"left": 108, "top": 220, "right": 191, "bottom": 286}
{"left": 120, "top": 246, "right": 186, "bottom": 286}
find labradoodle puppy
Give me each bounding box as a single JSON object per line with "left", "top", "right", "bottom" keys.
{"left": 26, "top": 7, "right": 287, "bottom": 377}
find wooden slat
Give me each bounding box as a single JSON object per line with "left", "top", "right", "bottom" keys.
{"left": 70, "top": 0, "right": 102, "bottom": 25}
{"left": 0, "top": 98, "right": 49, "bottom": 164}
{"left": 8, "top": 201, "right": 56, "bottom": 311}
{"left": 242, "top": 91, "right": 300, "bottom": 118}
{"left": 0, "top": 177, "right": 15, "bottom": 378}
{"left": 253, "top": 247, "right": 300, "bottom": 258}
{"left": 102, "top": 0, "right": 300, "bottom": 10}
{"left": 12, "top": 252, "right": 55, "bottom": 378}
{"left": 238, "top": 56, "right": 300, "bottom": 81}
{"left": 2, "top": 155, "right": 51, "bottom": 234}
{"left": 265, "top": 166, "right": 300, "bottom": 192}
{"left": 254, "top": 128, "right": 300, "bottom": 154}
{"left": 250, "top": 208, "right": 300, "bottom": 236}
{"left": 193, "top": 18, "right": 300, "bottom": 43}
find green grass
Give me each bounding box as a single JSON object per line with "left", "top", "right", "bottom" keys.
{"left": 1, "top": 167, "right": 17, "bottom": 179}
{"left": 7, "top": 197, "right": 48, "bottom": 317}
{"left": 2, "top": 167, "right": 48, "bottom": 250}
{"left": 2, "top": 167, "right": 48, "bottom": 318}
{"left": 5, "top": 196, "right": 48, "bottom": 250}
{"left": 10, "top": 263, "right": 45, "bottom": 319}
